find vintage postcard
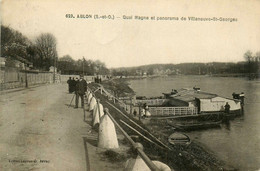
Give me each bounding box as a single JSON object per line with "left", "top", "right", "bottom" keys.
{"left": 1, "top": 0, "right": 260, "bottom": 171}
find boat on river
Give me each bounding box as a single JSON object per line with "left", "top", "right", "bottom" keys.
{"left": 130, "top": 87, "right": 244, "bottom": 118}
{"left": 168, "top": 132, "right": 191, "bottom": 145}
{"left": 162, "top": 88, "right": 242, "bottom": 114}
{"left": 167, "top": 119, "right": 222, "bottom": 131}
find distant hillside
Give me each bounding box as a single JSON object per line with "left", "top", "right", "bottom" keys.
{"left": 110, "top": 62, "right": 250, "bottom": 76}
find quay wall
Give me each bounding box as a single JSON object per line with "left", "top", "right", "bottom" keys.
{"left": 0, "top": 67, "right": 60, "bottom": 90}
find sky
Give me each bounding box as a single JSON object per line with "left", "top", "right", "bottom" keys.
{"left": 1, "top": 0, "right": 260, "bottom": 68}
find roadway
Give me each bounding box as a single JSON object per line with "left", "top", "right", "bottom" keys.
{"left": 0, "top": 84, "right": 89, "bottom": 171}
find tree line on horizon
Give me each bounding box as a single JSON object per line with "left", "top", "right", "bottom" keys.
{"left": 1, "top": 25, "right": 109, "bottom": 75}
{"left": 57, "top": 55, "right": 109, "bottom": 75}
{"left": 1, "top": 25, "right": 259, "bottom": 78}
{"left": 112, "top": 53, "right": 260, "bottom": 79}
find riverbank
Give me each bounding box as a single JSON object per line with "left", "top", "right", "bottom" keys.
{"left": 142, "top": 118, "right": 235, "bottom": 171}
{"left": 101, "top": 79, "right": 135, "bottom": 97}
{"left": 92, "top": 80, "right": 237, "bottom": 171}
{"left": 212, "top": 73, "right": 259, "bottom": 79}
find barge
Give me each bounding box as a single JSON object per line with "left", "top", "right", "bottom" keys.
{"left": 127, "top": 87, "right": 244, "bottom": 118}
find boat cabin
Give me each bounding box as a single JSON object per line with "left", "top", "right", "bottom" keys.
{"left": 166, "top": 88, "right": 241, "bottom": 113}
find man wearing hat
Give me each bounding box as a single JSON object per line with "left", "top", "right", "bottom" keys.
{"left": 75, "top": 75, "right": 87, "bottom": 108}
{"left": 67, "top": 77, "right": 72, "bottom": 93}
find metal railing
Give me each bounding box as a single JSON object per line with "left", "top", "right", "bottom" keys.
{"left": 149, "top": 106, "right": 198, "bottom": 116}
{"left": 87, "top": 85, "right": 162, "bottom": 171}
{"left": 93, "top": 85, "right": 130, "bottom": 110}
{"left": 104, "top": 108, "right": 160, "bottom": 171}
{"left": 90, "top": 85, "right": 198, "bottom": 117}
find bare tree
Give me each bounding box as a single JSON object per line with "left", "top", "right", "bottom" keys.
{"left": 35, "top": 33, "right": 58, "bottom": 70}
{"left": 244, "top": 50, "right": 253, "bottom": 62}
{"left": 243, "top": 50, "right": 260, "bottom": 79}
{"left": 256, "top": 51, "right": 260, "bottom": 62}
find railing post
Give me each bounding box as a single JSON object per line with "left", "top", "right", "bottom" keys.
{"left": 139, "top": 105, "right": 141, "bottom": 121}
{"left": 97, "top": 100, "right": 101, "bottom": 120}
{"left": 130, "top": 98, "right": 133, "bottom": 115}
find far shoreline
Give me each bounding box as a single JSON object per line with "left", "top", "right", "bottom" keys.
{"left": 111, "top": 73, "right": 259, "bottom": 82}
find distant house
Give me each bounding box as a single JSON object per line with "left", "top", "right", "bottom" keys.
{"left": 14, "top": 60, "right": 23, "bottom": 69}
{"left": 136, "top": 70, "right": 142, "bottom": 76}
{"left": 3, "top": 55, "right": 33, "bottom": 70}
{"left": 165, "top": 69, "right": 172, "bottom": 74}
{"left": 49, "top": 66, "right": 57, "bottom": 73}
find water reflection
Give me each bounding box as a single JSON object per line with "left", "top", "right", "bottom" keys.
{"left": 222, "top": 117, "right": 231, "bottom": 130}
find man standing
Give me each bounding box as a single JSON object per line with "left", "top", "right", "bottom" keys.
{"left": 71, "top": 77, "right": 76, "bottom": 93}
{"left": 67, "top": 77, "right": 72, "bottom": 93}
{"left": 239, "top": 92, "right": 245, "bottom": 106}
{"left": 75, "top": 75, "right": 87, "bottom": 108}
{"left": 224, "top": 102, "right": 231, "bottom": 114}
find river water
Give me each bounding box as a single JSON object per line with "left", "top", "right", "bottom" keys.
{"left": 128, "top": 76, "right": 260, "bottom": 171}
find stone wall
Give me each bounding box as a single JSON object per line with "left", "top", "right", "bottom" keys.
{"left": 0, "top": 68, "right": 57, "bottom": 90}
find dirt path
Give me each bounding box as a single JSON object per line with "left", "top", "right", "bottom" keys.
{"left": 0, "top": 84, "right": 90, "bottom": 171}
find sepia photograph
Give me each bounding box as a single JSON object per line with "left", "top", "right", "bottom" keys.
{"left": 1, "top": 0, "right": 260, "bottom": 170}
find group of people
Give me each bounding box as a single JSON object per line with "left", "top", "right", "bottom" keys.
{"left": 132, "top": 103, "right": 151, "bottom": 118}
{"left": 67, "top": 75, "right": 88, "bottom": 108}
{"left": 67, "top": 77, "right": 78, "bottom": 93}
{"left": 94, "top": 76, "right": 102, "bottom": 83}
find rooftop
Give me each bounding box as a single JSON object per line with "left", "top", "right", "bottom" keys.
{"left": 169, "top": 88, "right": 218, "bottom": 102}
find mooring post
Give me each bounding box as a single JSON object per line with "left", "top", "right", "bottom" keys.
{"left": 98, "top": 108, "right": 119, "bottom": 149}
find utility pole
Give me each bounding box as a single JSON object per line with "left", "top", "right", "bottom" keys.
{"left": 53, "top": 56, "right": 56, "bottom": 83}
{"left": 25, "top": 64, "right": 28, "bottom": 88}
{"left": 82, "top": 56, "right": 85, "bottom": 76}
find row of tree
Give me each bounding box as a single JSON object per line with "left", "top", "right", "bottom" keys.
{"left": 243, "top": 51, "right": 260, "bottom": 76}
{"left": 1, "top": 25, "right": 110, "bottom": 75}
{"left": 57, "top": 55, "right": 109, "bottom": 75}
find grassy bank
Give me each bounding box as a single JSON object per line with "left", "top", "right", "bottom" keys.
{"left": 101, "top": 79, "right": 135, "bottom": 97}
